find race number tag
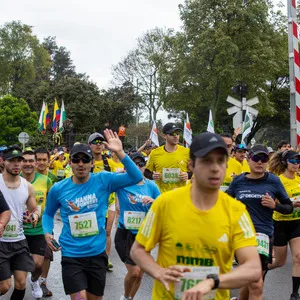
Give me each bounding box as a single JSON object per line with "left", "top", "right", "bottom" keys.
{"left": 69, "top": 212, "right": 99, "bottom": 237}
{"left": 124, "top": 211, "right": 145, "bottom": 230}
{"left": 290, "top": 196, "right": 300, "bottom": 211}
{"left": 174, "top": 266, "right": 219, "bottom": 300}
{"left": 256, "top": 233, "right": 269, "bottom": 257}
{"left": 57, "top": 169, "right": 65, "bottom": 178}
{"left": 3, "top": 220, "right": 19, "bottom": 238}
{"left": 162, "top": 168, "right": 180, "bottom": 183}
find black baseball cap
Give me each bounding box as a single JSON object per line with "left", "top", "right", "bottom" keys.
{"left": 248, "top": 145, "right": 268, "bottom": 156}
{"left": 130, "top": 152, "right": 146, "bottom": 163}
{"left": 70, "top": 144, "right": 94, "bottom": 159}
{"left": 162, "top": 123, "right": 182, "bottom": 134}
{"left": 3, "top": 146, "right": 24, "bottom": 160}
{"left": 88, "top": 132, "right": 105, "bottom": 144}
{"left": 282, "top": 150, "right": 300, "bottom": 161}
{"left": 190, "top": 132, "right": 228, "bottom": 158}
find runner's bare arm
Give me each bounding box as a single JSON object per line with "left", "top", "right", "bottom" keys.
{"left": 131, "top": 241, "right": 189, "bottom": 291}
{"left": 0, "top": 210, "right": 10, "bottom": 237}
{"left": 26, "top": 182, "right": 39, "bottom": 227}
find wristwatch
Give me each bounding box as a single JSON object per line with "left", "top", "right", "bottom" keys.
{"left": 206, "top": 274, "right": 220, "bottom": 289}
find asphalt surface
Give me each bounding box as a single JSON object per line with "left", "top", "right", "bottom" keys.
{"left": 0, "top": 216, "right": 295, "bottom": 300}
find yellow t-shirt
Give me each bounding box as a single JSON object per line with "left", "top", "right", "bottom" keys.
{"left": 52, "top": 160, "right": 65, "bottom": 179}
{"left": 93, "top": 160, "right": 105, "bottom": 173}
{"left": 235, "top": 159, "right": 250, "bottom": 173}
{"left": 221, "top": 157, "right": 243, "bottom": 190}
{"left": 273, "top": 174, "right": 300, "bottom": 221}
{"left": 64, "top": 153, "right": 70, "bottom": 161}
{"left": 136, "top": 185, "right": 257, "bottom": 300}
{"left": 146, "top": 145, "right": 189, "bottom": 193}
{"left": 108, "top": 159, "right": 124, "bottom": 173}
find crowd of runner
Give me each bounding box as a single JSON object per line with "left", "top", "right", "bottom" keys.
{"left": 0, "top": 123, "right": 299, "bottom": 300}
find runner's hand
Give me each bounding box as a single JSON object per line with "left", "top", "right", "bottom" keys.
{"left": 261, "top": 193, "right": 275, "bottom": 209}
{"left": 153, "top": 172, "right": 161, "bottom": 180}
{"left": 103, "top": 129, "right": 124, "bottom": 156}
{"left": 179, "top": 172, "right": 188, "bottom": 182}
{"left": 142, "top": 196, "right": 154, "bottom": 205}
{"left": 45, "top": 233, "right": 61, "bottom": 252}
{"left": 0, "top": 222, "right": 5, "bottom": 237}
{"left": 182, "top": 278, "right": 214, "bottom": 300}
{"left": 293, "top": 201, "right": 300, "bottom": 208}
{"left": 155, "top": 266, "right": 190, "bottom": 291}
{"left": 30, "top": 212, "right": 39, "bottom": 227}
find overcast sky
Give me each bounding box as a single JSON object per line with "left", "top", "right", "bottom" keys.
{"left": 0, "top": 0, "right": 184, "bottom": 90}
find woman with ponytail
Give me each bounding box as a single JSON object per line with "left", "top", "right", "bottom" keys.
{"left": 268, "top": 150, "right": 300, "bottom": 300}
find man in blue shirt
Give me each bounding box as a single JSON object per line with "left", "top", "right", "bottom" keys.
{"left": 227, "top": 144, "right": 293, "bottom": 300}
{"left": 42, "top": 130, "right": 143, "bottom": 300}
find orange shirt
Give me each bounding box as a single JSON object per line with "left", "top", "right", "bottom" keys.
{"left": 118, "top": 126, "right": 126, "bottom": 137}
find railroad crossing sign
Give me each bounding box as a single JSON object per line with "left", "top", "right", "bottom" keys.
{"left": 226, "top": 96, "right": 259, "bottom": 129}
{"left": 18, "top": 132, "right": 29, "bottom": 150}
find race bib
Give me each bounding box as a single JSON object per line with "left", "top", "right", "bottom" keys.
{"left": 124, "top": 211, "right": 145, "bottom": 230}
{"left": 162, "top": 168, "right": 180, "bottom": 183}
{"left": 174, "top": 266, "right": 219, "bottom": 300}
{"left": 69, "top": 212, "right": 99, "bottom": 237}
{"left": 3, "top": 220, "right": 19, "bottom": 239}
{"left": 57, "top": 169, "right": 65, "bottom": 178}
{"left": 256, "top": 233, "right": 269, "bottom": 257}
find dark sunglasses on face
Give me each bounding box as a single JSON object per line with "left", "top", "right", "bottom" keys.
{"left": 135, "top": 161, "right": 146, "bottom": 167}
{"left": 288, "top": 158, "right": 300, "bottom": 165}
{"left": 91, "top": 139, "right": 103, "bottom": 145}
{"left": 71, "top": 156, "right": 91, "bottom": 164}
{"left": 250, "top": 154, "right": 269, "bottom": 163}
{"left": 168, "top": 131, "right": 180, "bottom": 137}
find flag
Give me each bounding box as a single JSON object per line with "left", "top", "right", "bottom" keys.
{"left": 207, "top": 110, "right": 215, "bottom": 133}
{"left": 42, "top": 104, "right": 50, "bottom": 135}
{"left": 241, "top": 107, "right": 253, "bottom": 144}
{"left": 38, "top": 102, "right": 46, "bottom": 132}
{"left": 59, "top": 100, "right": 66, "bottom": 132}
{"left": 183, "top": 113, "right": 192, "bottom": 148}
{"left": 149, "top": 121, "right": 159, "bottom": 146}
{"left": 52, "top": 99, "right": 60, "bottom": 132}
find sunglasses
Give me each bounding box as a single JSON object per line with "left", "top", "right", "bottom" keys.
{"left": 71, "top": 156, "right": 91, "bottom": 164}
{"left": 168, "top": 131, "right": 180, "bottom": 137}
{"left": 288, "top": 158, "right": 300, "bottom": 165}
{"left": 91, "top": 139, "right": 103, "bottom": 145}
{"left": 135, "top": 161, "right": 146, "bottom": 167}
{"left": 250, "top": 154, "right": 269, "bottom": 163}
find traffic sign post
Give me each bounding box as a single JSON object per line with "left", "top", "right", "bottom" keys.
{"left": 226, "top": 96, "right": 259, "bottom": 129}
{"left": 18, "top": 132, "right": 29, "bottom": 150}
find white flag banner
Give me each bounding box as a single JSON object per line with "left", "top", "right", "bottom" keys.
{"left": 38, "top": 102, "right": 46, "bottom": 131}
{"left": 149, "top": 121, "right": 159, "bottom": 146}
{"left": 207, "top": 110, "right": 215, "bottom": 133}
{"left": 184, "top": 113, "right": 192, "bottom": 148}
{"left": 241, "top": 107, "right": 253, "bottom": 144}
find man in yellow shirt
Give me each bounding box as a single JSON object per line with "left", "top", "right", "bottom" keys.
{"left": 49, "top": 150, "right": 67, "bottom": 181}
{"left": 131, "top": 132, "right": 261, "bottom": 300}
{"left": 220, "top": 133, "right": 243, "bottom": 191}
{"left": 144, "top": 123, "right": 190, "bottom": 193}
{"left": 234, "top": 144, "right": 251, "bottom": 173}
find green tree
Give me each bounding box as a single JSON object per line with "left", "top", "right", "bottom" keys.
{"left": 0, "top": 94, "right": 37, "bottom": 145}
{"left": 161, "top": 0, "right": 288, "bottom": 135}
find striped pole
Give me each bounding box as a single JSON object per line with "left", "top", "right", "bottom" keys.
{"left": 288, "top": 0, "right": 300, "bottom": 146}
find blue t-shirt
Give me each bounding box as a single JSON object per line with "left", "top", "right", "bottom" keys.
{"left": 117, "top": 179, "right": 161, "bottom": 234}
{"left": 227, "top": 172, "right": 290, "bottom": 236}
{"left": 42, "top": 155, "right": 143, "bottom": 257}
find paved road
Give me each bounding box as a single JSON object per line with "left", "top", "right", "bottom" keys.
{"left": 0, "top": 216, "right": 295, "bottom": 299}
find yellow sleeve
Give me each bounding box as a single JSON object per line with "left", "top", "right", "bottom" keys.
{"left": 232, "top": 206, "right": 257, "bottom": 252}
{"left": 135, "top": 195, "right": 164, "bottom": 251}
{"left": 145, "top": 151, "right": 155, "bottom": 172}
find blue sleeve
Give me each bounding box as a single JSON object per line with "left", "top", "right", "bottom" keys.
{"left": 42, "top": 184, "right": 60, "bottom": 235}
{"left": 226, "top": 178, "right": 237, "bottom": 198}
{"left": 106, "top": 155, "right": 143, "bottom": 192}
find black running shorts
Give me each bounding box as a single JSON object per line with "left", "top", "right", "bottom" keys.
{"left": 26, "top": 234, "right": 46, "bottom": 256}
{"left": 0, "top": 239, "right": 35, "bottom": 281}
{"left": 114, "top": 227, "right": 136, "bottom": 265}
{"left": 273, "top": 219, "right": 300, "bottom": 247}
{"left": 61, "top": 251, "right": 108, "bottom": 296}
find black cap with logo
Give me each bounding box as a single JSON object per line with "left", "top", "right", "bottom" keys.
{"left": 162, "top": 123, "right": 182, "bottom": 134}
{"left": 248, "top": 145, "right": 269, "bottom": 157}
{"left": 3, "top": 146, "right": 24, "bottom": 160}
{"left": 70, "top": 144, "right": 94, "bottom": 159}
{"left": 190, "top": 132, "right": 228, "bottom": 158}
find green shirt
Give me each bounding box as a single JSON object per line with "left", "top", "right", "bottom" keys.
{"left": 23, "top": 172, "right": 52, "bottom": 235}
